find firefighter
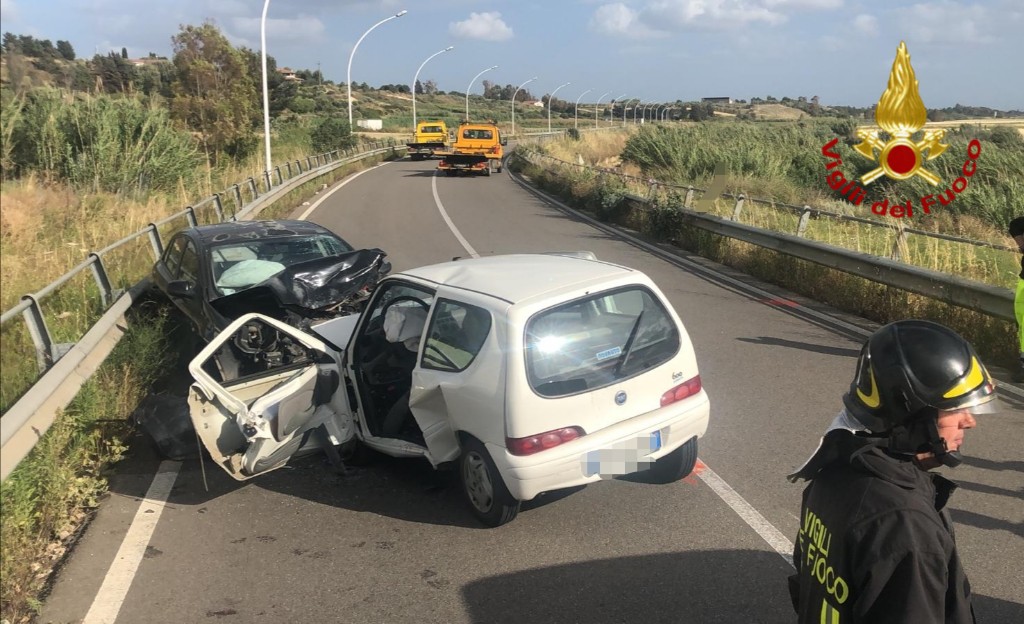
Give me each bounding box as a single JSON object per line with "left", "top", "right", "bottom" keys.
{"left": 787, "top": 320, "right": 999, "bottom": 624}
{"left": 1010, "top": 216, "right": 1024, "bottom": 382}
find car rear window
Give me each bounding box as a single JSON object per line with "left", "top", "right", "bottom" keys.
{"left": 524, "top": 287, "right": 680, "bottom": 397}
{"left": 421, "top": 126, "right": 443, "bottom": 134}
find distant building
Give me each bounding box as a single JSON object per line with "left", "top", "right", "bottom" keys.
{"left": 129, "top": 57, "right": 169, "bottom": 67}
{"left": 357, "top": 120, "right": 383, "bottom": 131}
{"left": 523, "top": 100, "right": 544, "bottom": 108}
{"left": 277, "top": 67, "right": 302, "bottom": 82}
{"left": 701, "top": 97, "right": 733, "bottom": 104}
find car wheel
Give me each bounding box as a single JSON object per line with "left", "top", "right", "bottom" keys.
{"left": 646, "top": 437, "right": 698, "bottom": 484}
{"left": 459, "top": 438, "right": 520, "bottom": 527}
{"left": 497, "top": 164, "right": 503, "bottom": 173}
{"left": 340, "top": 438, "right": 376, "bottom": 466}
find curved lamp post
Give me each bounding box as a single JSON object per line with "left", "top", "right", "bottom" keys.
{"left": 260, "top": 0, "right": 272, "bottom": 178}
{"left": 574, "top": 89, "right": 592, "bottom": 129}
{"left": 624, "top": 98, "right": 637, "bottom": 127}
{"left": 466, "top": 65, "right": 498, "bottom": 121}
{"left": 411, "top": 46, "right": 453, "bottom": 129}
{"left": 634, "top": 100, "right": 644, "bottom": 123}
{"left": 643, "top": 102, "right": 656, "bottom": 123}
{"left": 594, "top": 91, "right": 611, "bottom": 128}
{"left": 613, "top": 93, "right": 627, "bottom": 123}
{"left": 348, "top": 9, "right": 407, "bottom": 128}
{"left": 511, "top": 76, "right": 537, "bottom": 136}
{"left": 548, "top": 81, "right": 571, "bottom": 133}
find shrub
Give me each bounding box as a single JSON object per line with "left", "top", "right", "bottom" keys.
{"left": 310, "top": 116, "right": 356, "bottom": 153}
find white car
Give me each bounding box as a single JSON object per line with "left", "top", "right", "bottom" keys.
{"left": 187, "top": 252, "right": 710, "bottom": 526}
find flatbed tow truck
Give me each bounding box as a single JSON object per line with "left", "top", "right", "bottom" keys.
{"left": 436, "top": 120, "right": 507, "bottom": 176}
{"left": 406, "top": 120, "right": 450, "bottom": 160}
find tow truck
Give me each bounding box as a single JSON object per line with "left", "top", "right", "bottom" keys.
{"left": 406, "top": 120, "right": 450, "bottom": 160}
{"left": 436, "top": 120, "right": 507, "bottom": 176}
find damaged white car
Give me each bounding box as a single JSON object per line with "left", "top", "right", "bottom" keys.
{"left": 187, "top": 252, "right": 711, "bottom": 527}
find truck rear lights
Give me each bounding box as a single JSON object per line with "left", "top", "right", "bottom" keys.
{"left": 660, "top": 375, "right": 701, "bottom": 407}
{"left": 507, "top": 426, "right": 585, "bottom": 456}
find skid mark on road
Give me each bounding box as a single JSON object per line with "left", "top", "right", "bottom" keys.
{"left": 431, "top": 170, "right": 479, "bottom": 258}
{"left": 83, "top": 461, "right": 181, "bottom": 624}
{"left": 695, "top": 459, "right": 795, "bottom": 567}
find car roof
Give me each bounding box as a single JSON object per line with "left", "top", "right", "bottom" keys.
{"left": 185, "top": 220, "right": 333, "bottom": 245}
{"left": 399, "top": 254, "right": 636, "bottom": 305}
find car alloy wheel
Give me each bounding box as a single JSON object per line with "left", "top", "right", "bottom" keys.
{"left": 458, "top": 438, "right": 520, "bottom": 527}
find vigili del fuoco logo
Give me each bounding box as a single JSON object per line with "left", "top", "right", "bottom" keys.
{"left": 820, "top": 41, "right": 981, "bottom": 218}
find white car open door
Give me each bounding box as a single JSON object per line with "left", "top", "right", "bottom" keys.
{"left": 187, "top": 313, "right": 353, "bottom": 480}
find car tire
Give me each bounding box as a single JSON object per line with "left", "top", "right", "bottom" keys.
{"left": 646, "top": 437, "right": 698, "bottom": 484}
{"left": 340, "top": 438, "right": 376, "bottom": 466}
{"left": 459, "top": 437, "right": 520, "bottom": 527}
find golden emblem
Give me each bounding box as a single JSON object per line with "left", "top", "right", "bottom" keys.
{"left": 854, "top": 41, "right": 947, "bottom": 186}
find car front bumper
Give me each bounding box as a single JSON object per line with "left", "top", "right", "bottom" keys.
{"left": 486, "top": 393, "right": 710, "bottom": 501}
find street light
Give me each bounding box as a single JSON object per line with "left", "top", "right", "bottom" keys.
{"left": 511, "top": 76, "right": 537, "bottom": 137}
{"left": 643, "top": 102, "right": 656, "bottom": 123}
{"left": 348, "top": 9, "right": 407, "bottom": 128}
{"left": 613, "top": 93, "right": 627, "bottom": 123}
{"left": 624, "top": 98, "right": 637, "bottom": 127}
{"left": 412, "top": 46, "right": 453, "bottom": 129}
{"left": 634, "top": 100, "right": 644, "bottom": 123}
{"left": 466, "top": 65, "right": 498, "bottom": 121}
{"left": 260, "top": 0, "right": 272, "bottom": 179}
{"left": 594, "top": 91, "right": 611, "bottom": 129}
{"left": 548, "top": 81, "right": 570, "bottom": 133}
{"left": 574, "top": 89, "right": 592, "bottom": 129}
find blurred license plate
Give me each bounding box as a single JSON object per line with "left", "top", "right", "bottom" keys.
{"left": 583, "top": 431, "right": 661, "bottom": 477}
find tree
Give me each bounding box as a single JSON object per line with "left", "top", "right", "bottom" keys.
{"left": 423, "top": 79, "right": 438, "bottom": 95}
{"left": 310, "top": 116, "right": 356, "bottom": 153}
{"left": 170, "top": 22, "right": 259, "bottom": 162}
{"left": 415, "top": 79, "right": 424, "bottom": 95}
{"left": 121, "top": 47, "right": 128, "bottom": 59}
{"left": 56, "top": 40, "right": 75, "bottom": 61}
{"left": 91, "top": 52, "right": 137, "bottom": 93}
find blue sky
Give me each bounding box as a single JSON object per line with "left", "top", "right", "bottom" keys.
{"left": 2, "top": 0, "right": 1022, "bottom": 109}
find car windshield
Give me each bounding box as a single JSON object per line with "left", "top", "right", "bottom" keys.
{"left": 210, "top": 234, "right": 353, "bottom": 296}
{"left": 524, "top": 287, "right": 680, "bottom": 397}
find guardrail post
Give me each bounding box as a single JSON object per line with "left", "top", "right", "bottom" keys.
{"left": 296, "top": 159, "right": 303, "bottom": 174}
{"left": 306, "top": 156, "right": 313, "bottom": 170}
{"left": 212, "top": 193, "right": 225, "bottom": 222}
{"left": 87, "top": 253, "right": 115, "bottom": 308}
{"left": 21, "top": 295, "right": 55, "bottom": 373}
{"left": 185, "top": 205, "right": 198, "bottom": 227}
{"left": 684, "top": 186, "right": 695, "bottom": 209}
{"left": 316, "top": 154, "right": 322, "bottom": 167}
{"left": 796, "top": 206, "right": 813, "bottom": 238}
{"left": 249, "top": 177, "right": 259, "bottom": 199}
{"left": 146, "top": 224, "right": 163, "bottom": 259}
{"left": 890, "top": 228, "right": 907, "bottom": 261}
{"left": 285, "top": 162, "right": 292, "bottom": 179}
{"left": 275, "top": 166, "right": 283, "bottom": 185}
{"left": 263, "top": 170, "right": 272, "bottom": 192}
{"left": 233, "top": 184, "right": 243, "bottom": 210}
{"left": 731, "top": 194, "right": 746, "bottom": 221}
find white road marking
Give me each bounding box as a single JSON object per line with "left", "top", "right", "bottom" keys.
{"left": 83, "top": 461, "right": 182, "bottom": 624}
{"left": 431, "top": 170, "right": 479, "bottom": 258}
{"left": 696, "top": 460, "right": 795, "bottom": 567}
{"left": 297, "top": 161, "right": 393, "bottom": 220}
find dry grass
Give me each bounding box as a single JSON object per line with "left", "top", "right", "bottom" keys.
{"left": 753, "top": 104, "right": 807, "bottom": 120}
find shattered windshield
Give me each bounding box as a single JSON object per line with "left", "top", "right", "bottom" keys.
{"left": 210, "top": 235, "right": 353, "bottom": 296}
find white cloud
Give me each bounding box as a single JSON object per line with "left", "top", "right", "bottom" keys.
{"left": 853, "top": 14, "right": 878, "bottom": 37}
{"left": 894, "top": 2, "right": 997, "bottom": 44}
{"left": 449, "top": 11, "right": 514, "bottom": 41}
{"left": 589, "top": 3, "right": 666, "bottom": 38}
{"left": 229, "top": 14, "right": 327, "bottom": 44}
{"left": 0, "top": 0, "right": 18, "bottom": 21}
{"left": 764, "top": 0, "right": 842, "bottom": 8}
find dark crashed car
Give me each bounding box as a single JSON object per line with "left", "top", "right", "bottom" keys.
{"left": 150, "top": 220, "right": 391, "bottom": 356}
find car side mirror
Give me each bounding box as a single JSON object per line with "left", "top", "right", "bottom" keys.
{"left": 380, "top": 261, "right": 392, "bottom": 276}
{"left": 500, "top": 137, "right": 508, "bottom": 146}
{"left": 167, "top": 280, "right": 197, "bottom": 299}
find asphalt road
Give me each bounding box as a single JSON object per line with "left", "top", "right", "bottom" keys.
{"left": 40, "top": 156, "right": 1024, "bottom": 624}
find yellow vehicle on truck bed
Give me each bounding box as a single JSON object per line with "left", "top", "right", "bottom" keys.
{"left": 406, "top": 120, "right": 450, "bottom": 160}
{"left": 436, "top": 121, "right": 507, "bottom": 176}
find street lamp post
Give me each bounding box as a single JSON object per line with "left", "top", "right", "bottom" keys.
{"left": 634, "top": 100, "right": 643, "bottom": 123}
{"left": 624, "top": 98, "right": 637, "bottom": 127}
{"left": 511, "top": 76, "right": 537, "bottom": 137}
{"left": 574, "top": 89, "right": 592, "bottom": 129}
{"left": 466, "top": 65, "right": 498, "bottom": 121}
{"left": 548, "top": 82, "right": 570, "bottom": 133}
{"left": 348, "top": 9, "right": 407, "bottom": 129}
{"left": 594, "top": 91, "right": 610, "bottom": 129}
{"left": 643, "top": 102, "right": 655, "bottom": 123}
{"left": 613, "top": 93, "right": 627, "bottom": 123}
{"left": 412, "top": 46, "right": 453, "bottom": 129}
{"left": 260, "top": 0, "right": 272, "bottom": 179}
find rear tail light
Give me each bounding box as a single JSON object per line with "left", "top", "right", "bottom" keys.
{"left": 439, "top": 160, "right": 447, "bottom": 167}
{"left": 660, "top": 375, "right": 701, "bottom": 407}
{"left": 507, "top": 427, "right": 585, "bottom": 456}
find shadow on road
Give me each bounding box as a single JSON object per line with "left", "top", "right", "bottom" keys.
{"left": 736, "top": 336, "right": 860, "bottom": 358}
{"left": 462, "top": 549, "right": 796, "bottom": 624}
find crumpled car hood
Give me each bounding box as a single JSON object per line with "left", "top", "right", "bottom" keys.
{"left": 210, "top": 248, "right": 388, "bottom": 321}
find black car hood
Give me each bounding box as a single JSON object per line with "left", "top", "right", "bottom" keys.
{"left": 210, "top": 248, "right": 388, "bottom": 321}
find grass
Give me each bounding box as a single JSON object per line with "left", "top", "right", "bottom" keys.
{"left": 0, "top": 305, "right": 173, "bottom": 624}
{"left": 511, "top": 132, "right": 1020, "bottom": 369}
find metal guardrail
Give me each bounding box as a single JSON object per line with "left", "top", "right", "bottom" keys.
{"left": 514, "top": 146, "right": 1019, "bottom": 255}
{"left": 510, "top": 148, "right": 1016, "bottom": 322}
{"left": 0, "top": 139, "right": 405, "bottom": 481}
